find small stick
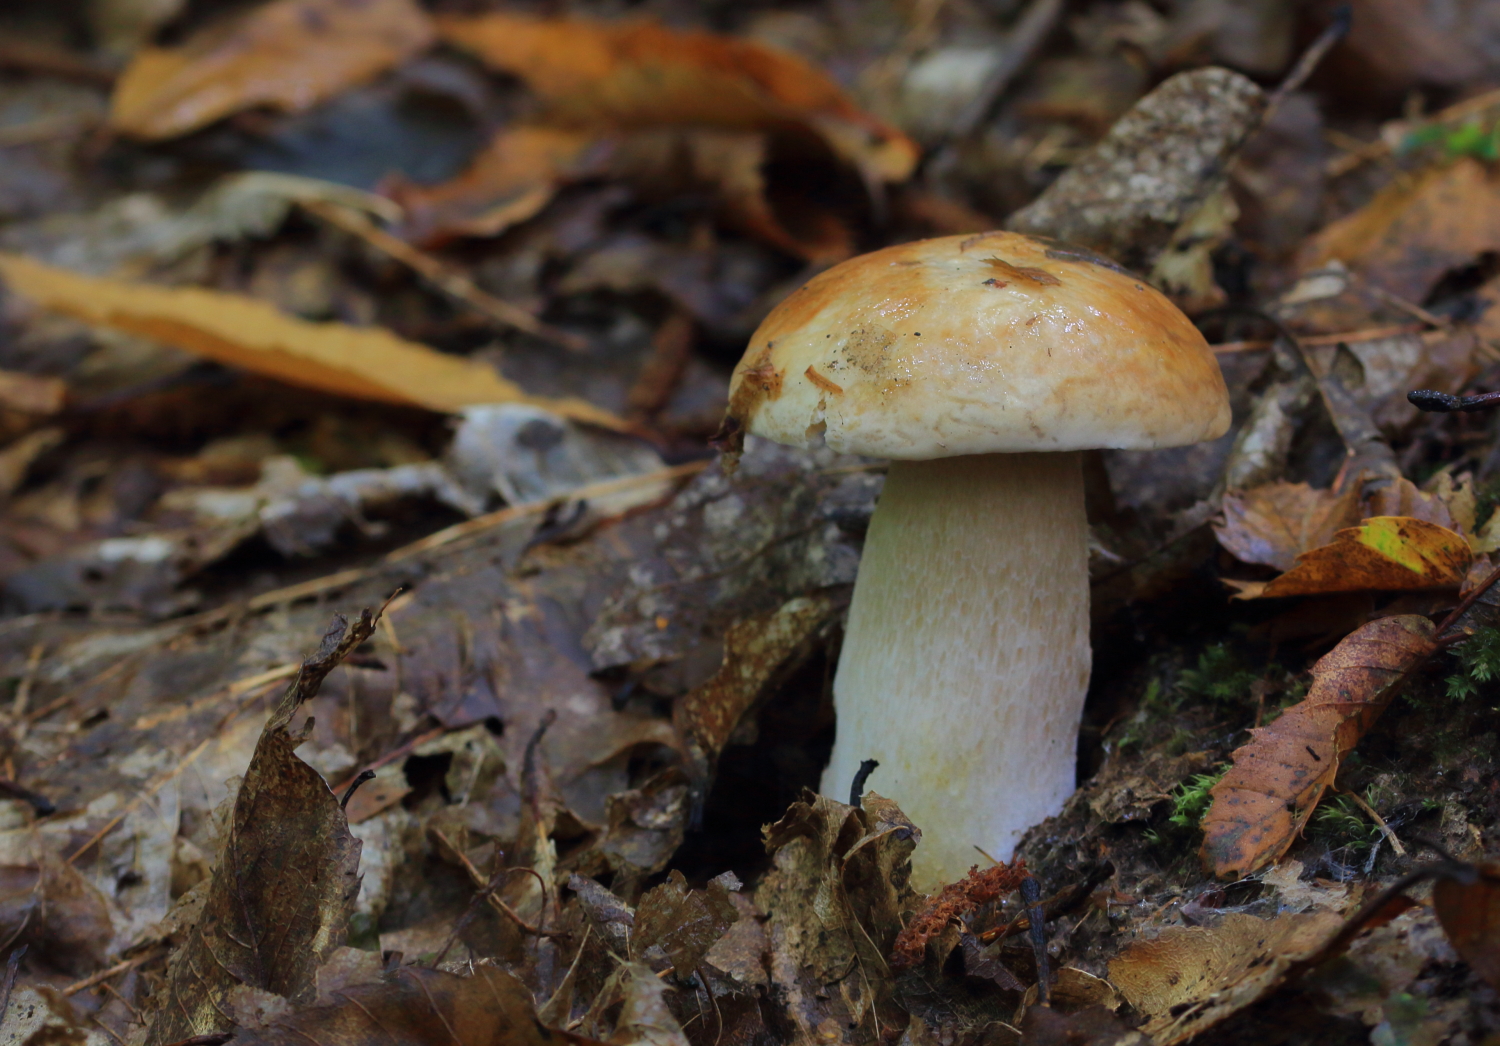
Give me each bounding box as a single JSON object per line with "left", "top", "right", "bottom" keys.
{"left": 849, "top": 759, "right": 880, "bottom": 808}
{"left": 1021, "top": 874, "right": 1050, "bottom": 1006}
{"left": 429, "top": 830, "right": 547, "bottom": 935}
{"left": 1335, "top": 787, "right": 1406, "bottom": 856}
{"left": 1408, "top": 389, "right": 1500, "bottom": 414}
{"left": 60, "top": 948, "right": 161, "bottom": 996}
{"left": 339, "top": 770, "right": 378, "bottom": 810}
{"left": 1434, "top": 561, "right": 1500, "bottom": 638}
{"left": 1265, "top": 4, "right": 1350, "bottom": 119}
{"left": 0, "top": 945, "right": 24, "bottom": 1028}
{"left": 302, "top": 200, "right": 589, "bottom": 353}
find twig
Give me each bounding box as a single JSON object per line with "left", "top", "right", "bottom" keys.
{"left": 302, "top": 200, "right": 589, "bottom": 353}
{"left": 1435, "top": 561, "right": 1500, "bottom": 638}
{"left": 429, "top": 830, "right": 548, "bottom": 936}
{"left": 951, "top": 0, "right": 1065, "bottom": 137}
{"left": 849, "top": 759, "right": 880, "bottom": 808}
{"left": 1211, "top": 323, "right": 1424, "bottom": 355}
{"left": 1368, "top": 286, "right": 1450, "bottom": 330}
{"left": 1335, "top": 787, "right": 1406, "bottom": 856}
{"left": 339, "top": 770, "right": 378, "bottom": 810}
{"left": 390, "top": 460, "right": 708, "bottom": 562}
{"left": 1328, "top": 84, "right": 1500, "bottom": 178}
{"left": 1264, "top": 4, "right": 1350, "bottom": 120}
{"left": 1408, "top": 389, "right": 1500, "bottom": 414}
{"left": 0, "top": 945, "right": 24, "bottom": 1028}
{"left": 1021, "top": 874, "right": 1050, "bottom": 1006}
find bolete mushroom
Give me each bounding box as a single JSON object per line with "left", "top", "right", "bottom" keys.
{"left": 721, "top": 231, "right": 1229, "bottom": 890}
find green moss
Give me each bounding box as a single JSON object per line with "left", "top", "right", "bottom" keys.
{"left": 1445, "top": 624, "right": 1500, "bottom": 701}
{"left": 1311, "top": 794, "right": 1382, "bottom": 853}
{"left": 1176, "top": 644, "right": 1259, "bottom": 709}
{"left": 1167, "top": 769, "right": 1227, "bottom": 831}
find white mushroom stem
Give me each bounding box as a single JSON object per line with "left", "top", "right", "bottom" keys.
{"left": 821, "top": 451, "right": 1090, "bottom": 892}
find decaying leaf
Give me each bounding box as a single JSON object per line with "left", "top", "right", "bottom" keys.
{"left": 1108, "top": 911, "right": 1343, "bottom": 1045}
{"left": 1433, "top": 860, "right": 1500, "bottom": 989}
{"left": 631, "top": 868, "right": 739, "bottom": 973}
{"left": 1215, "top": 481, "right": 1364, "bottom": 572}
{"left": 1225, "top": 516, "right": 1471, "bottom": 599}
{"left": 1298, "top": 157, "right": 1500, "bottom": 300}
{"left": 111, "top": 0, "right": 435, "bottom": 140}
{"left": 0, "top": 252, "right": 625, "bottom": 428}
{"left": 435, "top": 12, "right": 918, "bottom": 186}
{"left": 675, "top": 592, "right": 842, "bottom": 768}
{"left": 755, "top": 790, "right": 918, "bottom": 1044}
{"left": 1201, "top": 614, "right": 1436, "bottom": 878}
{"left": 143, "top": 611, "right": 375, "bottom": 1045}
{"left": 233, "top": 964, "right": 609, "bottom": 1046}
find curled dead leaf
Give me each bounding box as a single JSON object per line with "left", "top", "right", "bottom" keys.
{"left": 111, "top": 0, "right": 435, "bottom": 140}
{"left": 1200, "top": 614, "right": 1436, "bottom": 878}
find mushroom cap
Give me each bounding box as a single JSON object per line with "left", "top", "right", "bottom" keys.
{"left": 726, "top": 231, "right": 1230, "bottom": 458}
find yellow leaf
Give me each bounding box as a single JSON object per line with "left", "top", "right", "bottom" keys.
{"left": 1231, "top": 516, "right": 1471, "bottom": 599}
{"left": 111, "top": 0, "right": 435, "bottom": 140}
{"left": 0, "top": 252, "right": 625, "bottom": 429}
{"left": 435, "top": 12, "right": 919, "bottom": 185}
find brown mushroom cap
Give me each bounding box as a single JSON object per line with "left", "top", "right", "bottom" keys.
{"left": 728, "top": 231, "right": 1230, "bottom": 459}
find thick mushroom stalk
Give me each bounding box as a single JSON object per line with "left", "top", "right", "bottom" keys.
{"left": 822, "top": 451, "right": 1089, "bottom": 891}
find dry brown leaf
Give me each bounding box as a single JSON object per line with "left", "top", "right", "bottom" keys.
{"left": 1225, "top": 516, "right": 1471, "bottom": 600}
{"left": 632, "top": 868, "right": 739, "bottom": 973}
{"left": 0, "top": 252, "right": 625, "bottom": 428}
{"left": 1108, "top": 911, "right": 1344, "bottom": 1045}
{"left": 391, "top": 126, "right": 602, "bottom": 245}
{"left": 1297, "top": 157, "right": 1500, "bottom": 300}
{"left": 1216, "top": 482, "right": 1364, "bottom": 572}
{"left": 111, "top": 0, "right": 435, "bottom": 140}
{"left": 232, "top": 964, "right": 611, "bottom": 1046}
{"left": 144, "top": 611, "right": 374, "bottom": 1045}
{"left": 1433, "top": 860, "right": 1500, "bottom": 989}
{"left": 435, "top": 12, "right": 919, "bottom": 186}
{"left": 1200, "top": 614, "right": 1436, "bottom": 878}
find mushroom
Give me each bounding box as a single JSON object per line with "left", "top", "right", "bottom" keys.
{"left": 721, "top": 231, "right": 1229, "bottom": 890}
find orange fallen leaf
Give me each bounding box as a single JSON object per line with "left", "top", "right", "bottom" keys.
{"left": 1200, "top": 614, "right": 1436, "bottom": 878}
{"left": 1297, "top": 157, "right": 1500, "bottom": 300}
{"left": 390, "top": 126, "right": 602, "bottom": 244}
{"left": 435, "top": 12, "right": 919, "bottom": 186}
{"left": 0, "top": 252, "right": 625, "bottom": 429}
{"left": 111, "top": 0, "right": 435, "bottom": 141}
{"left": 1433, "top": 860, "right": 1500, "bottom": 989}
{"left": 1225, "top": 516, "right": 1471, "bottom": 599}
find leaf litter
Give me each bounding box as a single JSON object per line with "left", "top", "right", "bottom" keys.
{"left": 0, "top": 2, "right": 1498, "bottom": 1044}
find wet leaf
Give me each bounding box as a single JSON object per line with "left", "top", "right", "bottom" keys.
{"left": 1200, "top": 614, "right": 1436, "bottom": 878}
{"left": 233, "top": 964, "right": 610, "bottom": 1046}
{"left": 111, "top": 0, "right": 435, "bottom": 140}
{"left": 1226, "top": 516, "right": 1471, "bottom": 599}
{"left": 143, "top": 611, "right": 376, "bottom": 1045}
{"left": 1433, "top": 860, "right": 1500, "bottom": 989}
{"left": 435, "top": 12, "right": 918, "bottom": 186}
{"left": 1298, "top": 157, "right": 1500, "bottom": 300}
{"left": 0, "top": 252, "right": 625, "bottom": 427}
{"left": 1108, "top": 911, "right": 1343, "bottom": 1045}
